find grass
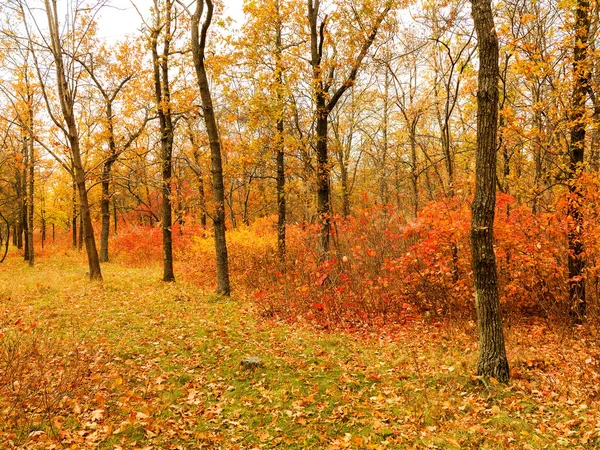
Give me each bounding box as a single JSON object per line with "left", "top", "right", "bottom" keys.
{"left": 1, "top": 251, "right": 600, "bottom": 449}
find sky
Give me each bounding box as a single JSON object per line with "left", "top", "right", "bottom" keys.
{"left": 95, "top": 0, "right": 245, "bottom": 41}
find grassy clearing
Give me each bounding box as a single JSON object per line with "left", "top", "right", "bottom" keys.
{"left": 1, "top": 253, "right": 600, "bottom": 449}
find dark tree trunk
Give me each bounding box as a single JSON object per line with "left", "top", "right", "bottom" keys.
{"left": 191, "top": 0, "right": 231, "bottom": 295}
{"left": 113, "top": 198, "right": 118, "bottom": 233}
{"left": 316, "top": 110, "right": 331, "bottom": 255}
{"left": 78, "top": 206, "right": 84, "bottom": 251}
{"left": 72, "top": 180, "right": 77, "bottom": 249}
{"left": 567, "top": 0, "right": 590, "bottom": 321}
{"left": 275, "top": 0, "right": 286, "bottom": 264}
{"left": 27, "top": 134, "right": 34, "bottom": 266}
{"left": 470, "top": 0, "right": 509, "bottom": 383}
{"left": 151, "top": 0, "right": 175, "bottom": 282}
{"left": 99, "top": 160, "right": 114, "bottom": 262}
{"left": 409, "top": 120, "right": 419, "bottom": 217}
{"left": 198, "top": 177, "right": 207, "bottom": 228}
{"left": 22, "top": 138, "right": 29, "bottom": 261}
{"left": 307, "top": 0, "right": 390, "bottom": 259}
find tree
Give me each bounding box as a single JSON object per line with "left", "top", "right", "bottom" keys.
{"left": 78, "top": 42, "right": 149, "bottom": 263}
{"left": 307, "top": 0, "right": 391, "bottom": 256}
{"left": 39, "top": 0, "right": 103, "bottom": 280}
{"left": 190, "top": 0, "right": 231, "bottom": 296}
{"left": 567, "top": 0, "right": 590, "bottom": 321}
{"left": 150, "top": 0, "right": 177, "bottom": 282}
{"left": 470, "top": 0, "right": 509, "bottom": 382}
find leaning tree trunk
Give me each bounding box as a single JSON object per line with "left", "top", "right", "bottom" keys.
{"left": 470, "top": 0, "right": 509, "bottom": 383}
{"left": 45, "top": 0, "right": 102, "bottom": 280}
{"left": 191, "top": 0, "right": 231, "bottom": 296}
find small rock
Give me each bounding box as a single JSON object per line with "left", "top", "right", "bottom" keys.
{"left": 240, "top": 357, "right": 265, "bottom": 369}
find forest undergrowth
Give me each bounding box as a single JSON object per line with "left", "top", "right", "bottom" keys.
{"left": 1, "top": 251, "right": 600, "bottom": 449}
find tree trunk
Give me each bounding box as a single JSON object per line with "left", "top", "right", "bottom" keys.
{"left": 72, "top": 180, "right": 77, "bottom": 249}
{"left": 409, "top": 120, "right": 419, "bottom": 217}
{"left": 27, "top": 135, "right": 34, "bottom": 266}
{"left": 340, "top": 154, "right": 350, "bottom": 218}
{"left": 100, "top": 161, "right": 113, "bottom": 262}
{"left": 567, "top": 0, "right": 590, "bottom": 322}
{"left": 113, "top": 198, "right": 118, "bottom": 234}
{"left": 22, "top": 137, "right": 29, "bottom": 261}
{"left": 191, "top": 0, "right": 231, "bottom": 296}
{"left": 316, "top": 110, "right": 331, "bottom": 255}
{"left": 275, "top": 0, "right": 286, "bottom": 264}
{"left": 307, "top": 0, "right": 390, "bottom": 258}
{"left": 470, "top": 0, "right": 509, "bottom": 383}
{"left": 150, "top": 0, "right": 175, "bottom": 282}
{"left": 78, "top": 212, "right": 83, "bottom": 251}
{"left": 45, "top": 0, "right": 102, "bottom": 280}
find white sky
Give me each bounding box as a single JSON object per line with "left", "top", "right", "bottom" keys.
{"left": 96, "top": 0, "right": 245, "bottom": 41}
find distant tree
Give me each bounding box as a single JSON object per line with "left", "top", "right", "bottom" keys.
{"left": 307, "top": 0, "right": 392, "bottom": 256}
{"left": 37, "top": 0, "right": 103, "bottom": 279}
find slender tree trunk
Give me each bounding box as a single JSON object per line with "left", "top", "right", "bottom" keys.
{"left": 567, "top": 0, "right": 590, "bottom": 321}
{"left": 380, "top": 68, "right": 390, "bottom": 206}
{"left": 470, "top": 0, "right": 509, "bottom": 383}
{"left": 340, "top": 155, "right": 350, "bottom": 218}
{"left": 307, "top": 0, "right": 390, "bottom": 258}
{"left": 45, "top": 0, "right": 102, "bottom": 280}
{"left": 78, "top": 205, "right": 84, "bottom": 251}
{"left": 275, "top": 0, "right": 286, "bottom": 264}
{"left": 100, "top": 162, "right": 113, "bottom": 262}
{"left": 26, "top": 76, "right": 35, "bottom": 266}
{"left": 22, "top": 137, "right": 29, "bottom": 260}
{"left": 111, "top": 198, "right": 117, "bottom": 233}
{"left": 27, "top": 135, "right": 34, "bottom": 266}
{"left": 409, "top": 121, "right": 419, "bottom": 217}
{"left": 198, "top": 176, "right": 207, "bottom": 228}
{"left": 41, "top": 190, "right": 46, "bottom": 249}
{"left": 72, "top": 180, "right": 77, "bottom": 249}
{"left": 190, "top": 139, "right": 207, "bottom": 228}
{"left": 151, "top": 0, "right": 175, "bottom": 282}
{"left": 191, "top": 0, "right": 231, "bottom": 295}
{"left": 316, "top": 110, "right": 331, "bottom": 255}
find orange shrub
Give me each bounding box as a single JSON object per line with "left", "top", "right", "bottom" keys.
{"left": 107, "top": 185, "right": 600, "bottom": 328}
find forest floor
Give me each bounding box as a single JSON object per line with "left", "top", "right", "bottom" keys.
{"left": 1, "top": 253, "right": 600, "bottom": 449}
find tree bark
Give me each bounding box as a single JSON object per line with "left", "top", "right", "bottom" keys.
{"left": 470, "top": 0, "right": 509, "bottom": 383}
{"left": 191, "top": 0, "right": 231, "bottom": 295}
{"left": 27, "top": 134, "right": 34, "bottom": 266}
{"left": 100, "top": 160, "right": 114, "bottom": 262}
{"left": 72, "top": 179, "right": 77, "bottom": 249}
{"left": 22, "top": 136, "right": 29, "bottom": 261}
{"left": 44, "top": 0, "right": 102, "bottom": 280}
{"left": 567, "top": 0, "right": 590, "bottom": 321}
{"left": 151, "top": 0, "right": 175, "bottom": 282}
{"left": 275, "top": 0, "right": 286, "bottom": 264}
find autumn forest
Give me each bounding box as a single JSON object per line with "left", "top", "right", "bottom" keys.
{"left": 1, "top": 0, "right": 600, "bottom": 448}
